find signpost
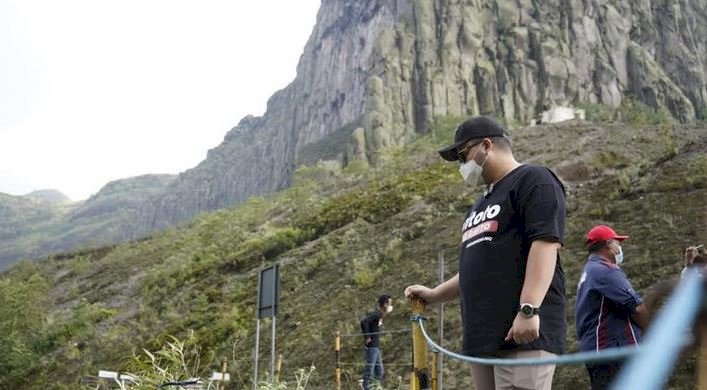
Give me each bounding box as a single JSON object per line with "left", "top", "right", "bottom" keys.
{"left": 437, "top": 253, "right": 444, "bottom": 390}
{"left": 254, "top": 264, "right": 280, "bottom": 390}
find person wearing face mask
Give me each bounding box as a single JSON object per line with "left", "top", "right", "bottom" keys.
{"left": 360, "top": 294, "right": 393, "bottom": 390}
{"left": 405, "top": 116, "right": 567, "bottom": 390}
{"left": 575, "top": 225, "right": 649, "bottom": 389}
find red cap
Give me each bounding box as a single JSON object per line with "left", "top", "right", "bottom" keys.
{"left": 586, "top": 225, "right": 629, "bottom": 245}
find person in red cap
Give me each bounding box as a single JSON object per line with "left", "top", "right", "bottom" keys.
{"left": 575, "top": 225, "right": 649, "bottom": 389}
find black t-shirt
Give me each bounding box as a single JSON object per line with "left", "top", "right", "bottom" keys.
{"left": 360, "top": 310, "right": 382, "bottom": 347}
{"left": 458, "top": 164, "right": 567, "bottom": 356}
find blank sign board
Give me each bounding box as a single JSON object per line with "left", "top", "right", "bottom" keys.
{"left": 257, "top": 264, "right": 279, "bottom": 319}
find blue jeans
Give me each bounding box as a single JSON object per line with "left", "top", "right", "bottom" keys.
{"left": 362, "top": 346, "right": 383, "bottom": 390}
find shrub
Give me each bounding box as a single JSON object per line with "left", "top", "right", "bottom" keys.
{"left": 352, "top": 255, "right": 378, "bottom": 288}
{"left": 577, "top": 102, "right": 616, "bottom": 123}
{"left": 617, "top": 96, "right": 673, "bottom": 126}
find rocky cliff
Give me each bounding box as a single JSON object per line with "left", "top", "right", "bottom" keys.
{"left": 4, "top": 0, "right": 705, "bottom": 268}
{"left": 137, "top": 1, "right": 407, "bottom": 230}
{"left": 138, "top": 0, "right": 706, "bottom": 234}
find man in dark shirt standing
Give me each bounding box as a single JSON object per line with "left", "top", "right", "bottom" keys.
{"left": 360, "top": 294, "right": 393, "bottom": 390}
{"left": 405, "top": 116, "right": 566, "bottom": 390}
{"left": 575, "top": 225, "right": 648, "bottom": 389}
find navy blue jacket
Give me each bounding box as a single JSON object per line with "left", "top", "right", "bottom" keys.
{"left": 575, "top": 254, "right": 643, "bottom": 351}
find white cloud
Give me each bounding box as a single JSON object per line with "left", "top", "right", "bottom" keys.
{"left": 0, "top": 0, "right": 320, "bottom": 200}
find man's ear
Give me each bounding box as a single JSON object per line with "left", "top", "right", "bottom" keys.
{"left": 482, "top": 138, "right": 493, "bottom": 153}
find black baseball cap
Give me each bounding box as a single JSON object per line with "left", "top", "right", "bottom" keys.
{"left": 438, "top": 116, "right": 509, "bottom": 161}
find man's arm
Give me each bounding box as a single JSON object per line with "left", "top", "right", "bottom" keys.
{"left": 404, "top": 273, "right": 460, "bottom": 304}
{"left": 596, "top": 269, "right": 646, "bottom": 329}
{"left": 520, "top": 240, "right": 560, "bottom": 305}
{"left": 507, "top": 171, "right": 566, "bottom": 344}
{"left": 362, "top": 316, "right": 372, "bottom": 345}
{"left": 631, "top": 304, "right": 650, "bottom": 330}
{"left": 506, "top": 240, "right": 559, "bottom": 344}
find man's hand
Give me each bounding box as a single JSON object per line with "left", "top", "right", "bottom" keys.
{"left": 504, "top": 313, "right": 540, "bottom": 344}
{"left": 685, "top": 246, "right": 699, "bottom": 266}
{"left": 404, "top": 285, "right": 435, "bottom": 303}
{"left": 365, "top": 337, "right": 372, "bottom": 346}
{"left": 404, "top": 273, "right": 460, "bottom": 305}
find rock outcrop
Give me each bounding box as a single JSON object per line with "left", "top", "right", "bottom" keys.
{"left": 137, "top": 0, "right": 408, "bottom": 230}
{"left": 139, "top": 0, "right": 705, "bottom": 234}
{"left": 4, "top": 1, "right": 706, "bottom": 268}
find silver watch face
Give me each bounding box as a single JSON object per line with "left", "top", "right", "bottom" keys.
{"left": 520, "top": 304, "right": 537, "bottom": 317}
{"left": 521, "top": 305, "right": 533, "bottom": 316}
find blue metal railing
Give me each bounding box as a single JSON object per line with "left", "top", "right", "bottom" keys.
{"left": 612, "top": 269, "right": 704, "bottom": 390}
{"left": 415, "top": 315, "right": 640, "bottom": 366}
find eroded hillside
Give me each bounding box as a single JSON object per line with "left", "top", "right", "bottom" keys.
{"left": 1, "top": 114, "right": 705, "bottom": 389}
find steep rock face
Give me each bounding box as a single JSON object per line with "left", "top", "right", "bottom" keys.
{"left": 371, "top": 0, "right": 706, "bottom": 131}
{"left": 138, "top": 0, "right": 411, "bottom": 231}
{"left": 139, "top": 0, "right": 706, "bottom": 234}
{"left": 70, "top": 174, "right": 175, "bottom": 222}
{"left": 3, "top": 1, "right": 706, "bottom": 268}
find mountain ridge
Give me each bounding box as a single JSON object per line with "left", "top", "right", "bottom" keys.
{"left": 22, "top": 189, "right": 72, "bottom": 204}
{"left": 132, "top": 0, "right": 707, "bottom": 241}
{"left": 1, "top": 0, "right": 706, "bottom": 272}
{"left": 0, "top": 174, "right": 175, "bottom": 270}
{"left": 0, "top": 117, "right": 704, "bottom": 389}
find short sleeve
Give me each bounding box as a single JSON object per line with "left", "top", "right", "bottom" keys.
{"left": 595, "top": 269, "right": 643, "bottom": 312}
{"left": 518, "top": 169, "right": 566, "bottom": 244}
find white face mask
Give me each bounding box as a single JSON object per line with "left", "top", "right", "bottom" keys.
{"left": 614, "top": 246, "right": 624, "bottom": 265}
{"left": 458, "top": 145, "right": 487, "bottom": 185}
{"left": 386, "top": 305, "right": 393, "bottom": 314}
{"left": 610, "top": 242, "right": 624, "bottom": 265}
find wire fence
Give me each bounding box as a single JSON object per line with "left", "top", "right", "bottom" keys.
{"left": 338, "top": 362, "right": 412, "bottom": 367}
{"left": 339, "top": 329, "right": 412, "bottom": 338}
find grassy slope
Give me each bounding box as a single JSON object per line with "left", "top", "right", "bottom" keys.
{"left": 0, "top": 115, "right": 705, "bottom": 390}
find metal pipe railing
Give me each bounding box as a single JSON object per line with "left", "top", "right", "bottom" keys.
{"left": 612, "top": 270, "right": 705, "bottom": 390}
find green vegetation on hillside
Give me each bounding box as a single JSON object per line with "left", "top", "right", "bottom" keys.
{"left": 0, "top": 111, "right": 705, "bottom": 389}
{"left": 0, "top": 174, "right": 175, "bottom": 271}
{"left": 0, "top": 194, "right": 73, "bottom": 270}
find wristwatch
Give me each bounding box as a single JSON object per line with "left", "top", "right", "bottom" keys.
{"left": 519, "top": 303, "right": 540, "bottom": 318}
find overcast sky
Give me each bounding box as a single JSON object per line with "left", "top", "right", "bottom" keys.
{"left": 0, "top": 0, "right": 320, "bottom": 201}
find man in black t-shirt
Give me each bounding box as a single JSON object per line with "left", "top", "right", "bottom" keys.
{"left": 360, "top": 295, "right": 393, "bottom": 390}
{"left": 405, "top": 116, "right": 566, "bottom": 390}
